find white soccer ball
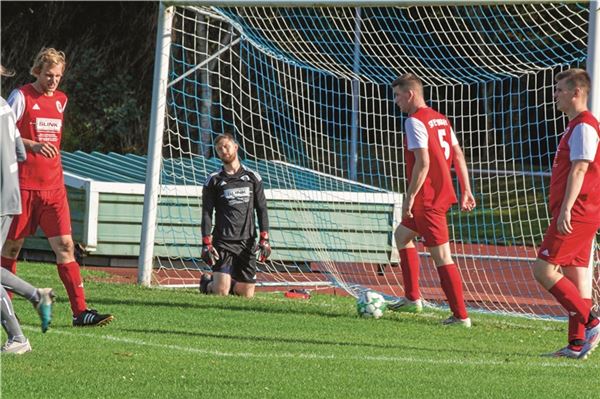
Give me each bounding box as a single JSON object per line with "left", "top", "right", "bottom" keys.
{"left": 356, "top": 291, "right": 387, "bottom": 319}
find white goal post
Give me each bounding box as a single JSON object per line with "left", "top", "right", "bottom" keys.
{"left": 139, "top": 1, "right": 600, "bottom": 319}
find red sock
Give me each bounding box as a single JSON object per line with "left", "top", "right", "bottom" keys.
{"left": 399, "top": 248, "right": 420, "bottom": 301}
{"left": 1, "top": 257, "right": 17, "bottom": 299}
{"left": 548, "top": 277, "right": 590, "bottom": 324}
{"left": 569, "top": 298, "right": 591, "bottom": 343}
{"left": 437, "top": 264, "right": 468, "bottom": 319}
{"left": 57, "top": 261, "right": 87, "bottom": 316}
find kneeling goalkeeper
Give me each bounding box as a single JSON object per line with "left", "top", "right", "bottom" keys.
{"left": 199, "top": 133, "right": 271, "bottom": 298}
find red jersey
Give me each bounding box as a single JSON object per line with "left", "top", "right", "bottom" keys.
{"left": 548, "top": 110, "right": 600, "bottom": 223}
{"left": 13, "top": 84, "right": 67, "bottom": 190}
{"left": 404, "top": 107, "right": 458, "bottom": 210}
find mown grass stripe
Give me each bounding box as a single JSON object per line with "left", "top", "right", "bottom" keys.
{"left": 22, "top": 326, "right": 596, "bottom": 369}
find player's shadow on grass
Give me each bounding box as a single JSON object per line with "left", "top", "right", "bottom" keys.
{"left": 76, "top": 299, "right": 550, "bottom": 359}
{"left": 119, "top": 326, "right": 469, "bottom": 355}
{"left": 82, "top": 297, "right": 354, "bottom": 319}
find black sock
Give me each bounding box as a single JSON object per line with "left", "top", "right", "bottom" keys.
{"left": 229, "top": 280, "right": 237, "bottom": 295}
{"left": 199, "top": 275, "right": 212, "bottom": 294}
{"left": 569, "top": 339, "right": 585, "bottom": 349}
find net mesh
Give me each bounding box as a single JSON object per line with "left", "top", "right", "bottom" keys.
{"left": 152, "top": 3, "right": 598, "bottom": 318}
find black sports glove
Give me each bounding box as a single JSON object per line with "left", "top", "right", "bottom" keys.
{"left": 255, "top": 231, "right": 271, "bottom": 262}
{"left": 201, "top": 236, "right": 220, "bottom": 266}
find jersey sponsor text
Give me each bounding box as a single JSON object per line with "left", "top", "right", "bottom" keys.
{"left": 223, "top": 187, "right": 251, "bottom": 205}
{"left": 427, "top": 118, "right": 449, "bottom": 128}
{"left": 35, "top": 117, "right": 62, "bottom": 132}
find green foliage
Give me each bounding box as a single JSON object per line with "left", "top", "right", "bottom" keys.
{"left": 0, "top": 2, "right": 157, "bottom": 154}
{"left": 2, "top": 262, "right": 600, "bottom": 399}
{"left": 62, "top": 48, "right": 147, "bottom": 153}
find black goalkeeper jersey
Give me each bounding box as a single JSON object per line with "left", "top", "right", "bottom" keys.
{"left": 201, "top": 164, "right": 269, "bottom": 243}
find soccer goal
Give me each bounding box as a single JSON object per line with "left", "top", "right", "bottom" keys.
{"left": 139, "top": 1, "right": 600, "bottom": 319}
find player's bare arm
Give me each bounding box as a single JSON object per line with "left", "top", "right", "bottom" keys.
{"left": 557, "top": 160, "right": 589, "bottom": 235}
{"left": 452, "top": 144, "right": 476, "bottom": 212}
{"left": 403, "top": 147, "right": 429, "bottom": 218}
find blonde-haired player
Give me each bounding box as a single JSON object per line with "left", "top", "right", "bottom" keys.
{"left": 1, "top": 49, "right": 113, "bottom": 327}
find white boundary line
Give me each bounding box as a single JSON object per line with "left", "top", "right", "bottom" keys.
{"left": 23, "top": 326, "right": 596, "bottom": 369}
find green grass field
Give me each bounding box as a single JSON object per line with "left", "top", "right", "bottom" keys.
{"left": 2, "top": 262, "right": 599, "bottom": 399}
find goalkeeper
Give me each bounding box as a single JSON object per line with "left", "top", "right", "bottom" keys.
{"left": 199, "top": 133, "right": 270, "bottom": 298}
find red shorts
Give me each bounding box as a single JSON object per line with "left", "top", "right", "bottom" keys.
{"left": 401, "top": 207, "right": 449, "bottom": 247}
{"left": 7, "top": 188, "right": 72, "bottom": 240}
{"left": 537, "top": 218, "right": 599, "bottom": 267}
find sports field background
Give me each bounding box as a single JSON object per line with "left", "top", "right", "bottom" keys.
{"left": 1, "top": 262, "right": 599, "bottom": 399}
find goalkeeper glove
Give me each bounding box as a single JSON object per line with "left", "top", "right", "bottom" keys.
{"left": 201, "top": 236, "right": 220, "bottom": 266}
{"left": 255, "top": 231, "right": 271, "bottom": 262}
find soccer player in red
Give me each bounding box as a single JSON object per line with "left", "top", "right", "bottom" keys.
{"left": 390, "top": 73, "right": 476, "bottom": 327}
{"left": 533, "top": 68, "right": 600, "bottom": 359}
{"left": 1, "top": 48, "right": 113, "bottom": 327}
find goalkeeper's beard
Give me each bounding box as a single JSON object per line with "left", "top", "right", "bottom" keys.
{"left": 220, "top": 153, "right": 237, "bottom": 165}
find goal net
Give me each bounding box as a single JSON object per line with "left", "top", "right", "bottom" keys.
{"left": 143, "top": 2, "right": 599, "bottom": 318}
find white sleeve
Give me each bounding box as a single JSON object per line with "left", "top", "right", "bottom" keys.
{"left": 7, "top": 89, "right": 25, "bottom": 122}
{"left": 450, "top": 127, "right": 459, "bottom": 146}
{"left": 568, "top": 123, "right": 599, "bottom": 161}
{"left": 405, "top": 117, "right": 428, "bottom": 150}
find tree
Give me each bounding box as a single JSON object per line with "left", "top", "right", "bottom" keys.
{"left": 1, "top": 1, "right": 158, "bottom": 154}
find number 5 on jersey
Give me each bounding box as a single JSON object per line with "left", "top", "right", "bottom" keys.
{"left": 437, "top": 128, "right": 451, "bottom": 160}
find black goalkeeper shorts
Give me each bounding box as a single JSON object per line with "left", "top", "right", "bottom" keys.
{"left": 212, "top": 240, "right": 257, "bottom": 283}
